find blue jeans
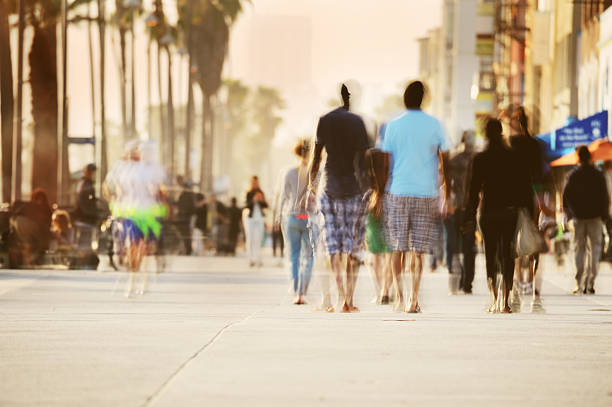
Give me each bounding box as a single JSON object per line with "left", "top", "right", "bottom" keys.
{"left": 286, "top": 215, "right": 314, "bottom": 295}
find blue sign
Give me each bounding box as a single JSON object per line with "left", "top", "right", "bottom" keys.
{"left": 537, "top": 110, "right": 608, "bottom": 161}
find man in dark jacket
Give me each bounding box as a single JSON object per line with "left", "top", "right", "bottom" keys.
{"left": 563, "top": 146, "right": 609, "bottom": 295}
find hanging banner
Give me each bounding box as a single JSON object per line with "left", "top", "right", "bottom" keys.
{"left": 537, "top": 110, "right": 608, "bottom": 161}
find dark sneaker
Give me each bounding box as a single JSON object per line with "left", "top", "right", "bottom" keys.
{"left": 587, "top": 287, "right": 595, "bottom": 295}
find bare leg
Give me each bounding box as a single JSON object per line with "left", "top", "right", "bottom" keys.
{"left": 380, "top": 253, "right": 392, "bottom": 302}
{"left": 346, "top": 255, "right": 360, "bottom": 312}
{"left": 500, "top": 278, "right": 512, "bottom": 313}
{"left": 317, "top": 259, "right": 334, "bottom": 312}
{"left": 487, "top": 277, "right": 497, "bottom": 313}
{"left": 370, "top": 254, "right": 382, "bottom": 303}
{"left": 407, "top": 251, "right": 424, "bottom": 313}
{"left": 391, "top": 251, "right": 405, "bottom": 311}
{"left": 125, "top": 241, "right": 145, "bottom": 298}
{"left": 329, "top": 253, "right": 347, "bottom": 311}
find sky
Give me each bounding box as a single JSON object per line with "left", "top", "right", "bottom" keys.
{"left": 227, "top": 0, "right": 443, "bottom": 145}
{"left": 9, "top": 0, "right": 442, "bottom": 177}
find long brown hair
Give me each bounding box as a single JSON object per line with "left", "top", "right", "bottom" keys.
{"left": 365, "top": 148, "right": 390, "bottom": 219}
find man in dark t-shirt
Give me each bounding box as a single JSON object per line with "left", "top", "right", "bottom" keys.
{"left": 308, "top": 83, "right": 370, "bottom": 313}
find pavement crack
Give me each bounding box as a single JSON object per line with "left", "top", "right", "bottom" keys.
{"left": 139, "top": 309, "right": 263, "bottom": 407}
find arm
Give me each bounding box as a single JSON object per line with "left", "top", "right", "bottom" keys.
{"left": 309, "top": 118, "right": 326, "bottom": 192}
{"left": 600, "top": 173, "right": 610, "bottom": 220}
{"left": 562, "top": 174, "right": 574, "bottom": 220}
{"left": 309, "top": 144, "right": 324, "bottom": 192}
{"left": 354, "top": 117, "right": 370, "bottom": 190}
{"left": 439, "top": 150, "right": 451, "bottom": 202}
{"left": 464, "top": 155, "right": 482, "bottom": 223}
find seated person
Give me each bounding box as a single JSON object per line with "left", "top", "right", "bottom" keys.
{"left": 50, "top": 209, "right": 74, "bottom": 251}
{"left": 10, "top": 189, "right": 53, "bottom": 266}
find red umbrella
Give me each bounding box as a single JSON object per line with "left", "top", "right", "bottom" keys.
{"left": 550, "top": 139, "right": 612, "bottom": 167}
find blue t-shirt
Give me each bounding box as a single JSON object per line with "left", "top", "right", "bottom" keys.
{"left": 382, "top": 110, "right": 449, "bottom": 197}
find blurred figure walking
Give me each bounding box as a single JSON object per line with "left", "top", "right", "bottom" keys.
{"left": 245, "top": 176, "right": 268, "bottom": 267}
{"left": 382, "top": 81, "right": 450, "bottom": 313}
{"left": 73, "top": 163, "right": 99, "bottom": 226}
{"left": 563, "top": 146, "right": 609, "bottom": 295}
{"left": 445, "top": 131, "right": 477, "bottom": 294}
{"left": 464, "top": 118, "right": 526, "bottom": 313}
{"left": 308, "top": 83, "right": 370, "bottom": 313}
{"left": 176, "top": 175, "right": 195, "bottom": 256}
{"left": 226, "top": 197, "right": 242, "bottom": 256}
{"left": 276, "top": 140, "right": 314, "bottom": 304}
{"left": 364, "top": 149, "right": 392, "bottom": 304}
{"left": 506, "top": 106, "right": 547, "bottom": 311}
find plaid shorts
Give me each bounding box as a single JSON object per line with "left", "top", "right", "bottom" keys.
{"left": 384, "top": 193, "right": 440, "bottom": 253}
{"left": 319, "top": 192, "right": 368, "bottom": 255}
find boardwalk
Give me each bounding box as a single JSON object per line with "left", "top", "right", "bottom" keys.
{"left": 1, "top": 254, "right": 611, "bottom": 406}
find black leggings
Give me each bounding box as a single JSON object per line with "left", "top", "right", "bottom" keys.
{"left": 480, "top": 208, "right": 518, "bottom": 291}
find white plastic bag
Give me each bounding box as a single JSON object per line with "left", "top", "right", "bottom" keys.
{"left": 515, "top": 208, "right": 548, "bottom": 257}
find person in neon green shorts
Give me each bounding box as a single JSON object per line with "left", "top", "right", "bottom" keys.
{"left": 104, "top": 140, "right": 168, "bottom": 297}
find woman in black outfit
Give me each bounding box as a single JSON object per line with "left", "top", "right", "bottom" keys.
{"left": 464, "top": 118, "right": 527, "bottom": 313}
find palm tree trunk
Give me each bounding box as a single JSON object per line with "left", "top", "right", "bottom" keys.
{"left": 119, "top": 27, "right": 128, "bottom": 142}
{"left": 200, "top": 94, "right": 214, "bottom": 192}
{"left": 156, "top": 41, "right": 166, "bottom": 167}
{"left": 87, "top": 2, "right": 97, "bottom": 193}
{"left": 0, "top": 1, "right": 13, "bottom": 203}
{"left": 12, "top": 0, "right": 25, "bottom": 202}
{"left": 130, "top": 11, "right": 136, "bottom": 138}
{"left": 184, "top": 0, "right": 194, "bottom": 180}
{"left": 29, "top": 24, "right": 59, "bottom": 204}
{"left": 147, "top": 38, "right": 152, "bottom": 140}
{"left": 59, "top": 0, "right": 69, "bottom": 205}
{"left": 98, "top": 0, "right": 107, "bottom": 182}
{"left": 166, "top": 46, "right": 175, "bottom": 177}
{"left": 199, "top": 95, "right": 208, "bottom": 192}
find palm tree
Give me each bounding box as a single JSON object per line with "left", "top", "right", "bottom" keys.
{"left": 113, "top": 0, "right": 129, "bottom": 142}
{"left": 178, "top": 0, "right": 248, "bottom": 192}
{"left": 0, "top": 1, "right": 14, "bottom": 203}
{"left": 248, "top": 86, "right": 284, "bottom": 171}
{"left": 27, "top": 0, "right": 62, "bottom": 203}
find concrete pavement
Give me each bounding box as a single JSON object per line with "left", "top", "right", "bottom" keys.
{"left": 1, "top": 253, "right": 611, "bottom": 406}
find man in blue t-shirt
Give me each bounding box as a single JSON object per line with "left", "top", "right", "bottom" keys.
{"left": 308, "top": 83, "right": 370, "bottom": 313}
{"left": 382, "top": 81, "right": 451, "bottom": 313}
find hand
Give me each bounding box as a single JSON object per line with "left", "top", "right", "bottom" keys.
{"left": 306, "top": 189, "right": 317, "bottom": 212}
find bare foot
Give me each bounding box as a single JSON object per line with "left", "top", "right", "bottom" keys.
{"left": 341, "top": 303, "right": 351, "bottom": 313}
{"left": 487, "top": 303, "right": 497, "bottom": 313}
{"left": 312, "top": 302, "right": 334, "bottom": 312}
{"left": 500, "top": 305, "right": 512, "bottom": 314}
{"left": 406, "top": 303, "right": 421, "bottom": 313}
{"left": 350, "top": 305, "right": 359, "bottom": 312}
{"left": 393, "top": 301, "right": 406, "bottom": 312}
